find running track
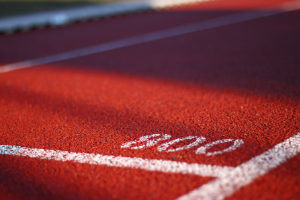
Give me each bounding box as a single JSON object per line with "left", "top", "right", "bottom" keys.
{"left": 0, "top": 0, "right": 300, "bottom": 199}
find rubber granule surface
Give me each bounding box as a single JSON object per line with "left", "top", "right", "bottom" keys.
{"left": 0, "top": 0, "right": 300, "bottom": 199}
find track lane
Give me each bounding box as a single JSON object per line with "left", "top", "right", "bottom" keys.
{"left": 0, "top": 0, "right": 296, "bottom": 63}
{"left": 1, "top": 0, "right": 300, "bottom": 199}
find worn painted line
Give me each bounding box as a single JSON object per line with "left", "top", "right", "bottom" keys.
{"left": 0, "top": 145, "right": 233, "bottom": 178}
{"left": 177, "top": 132, "right": 300, "bottom": 200}
{"left": 1, "top": 132, "right": 299, "bottom": 199}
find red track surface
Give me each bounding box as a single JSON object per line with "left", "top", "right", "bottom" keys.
{"left": 0, "top": 0, "right": 300, "bottom": 199}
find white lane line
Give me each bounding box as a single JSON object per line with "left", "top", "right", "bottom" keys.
{"left": 1, "top": 1, "right": 299, "bottom": 73}
{"left": 177, "top": 132, "right": 300, "bottom": 200}
{"left": 1, "top": 132, "right": 300, "bottom": 199}
{"left": 0, "top": 145, "right": 233, "bottom": 178}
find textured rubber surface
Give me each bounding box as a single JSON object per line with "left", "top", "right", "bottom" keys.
{"left": 0, "top": 0, "right": 300, "bottom": 199}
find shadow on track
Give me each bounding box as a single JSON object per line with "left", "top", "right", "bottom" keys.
{"left": 0, "top": 3, "right": 300, "bottom": 199}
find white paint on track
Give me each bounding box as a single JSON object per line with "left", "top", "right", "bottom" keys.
{"left": 157, "top": 136, "right": 206, "bottom": 152}
{"left": 1, "top": 133, "right": 300, "bottom": 199}
{"left": 0, "top": 145, "right": 233, "bottom": 178}
{"left": 195, "top": 139, "right": 244, "bottom": 156}
{"left": 177, "top": 132, "right": 300, "bottom": 200}
{"left": 121, "top": 133, "right": 172, "bottom": 149}
{"left": 1, "top": 0, "right": 300, "bottom": 73}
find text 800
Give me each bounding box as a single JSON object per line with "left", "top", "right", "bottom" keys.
{"left": 121, "top": 134, "right": 244, "bottom": 156}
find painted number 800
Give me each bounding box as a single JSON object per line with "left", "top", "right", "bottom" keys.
{"left": 121, "top": 134, "right": 244, "bottom": 156}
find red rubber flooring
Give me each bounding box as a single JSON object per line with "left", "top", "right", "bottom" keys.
{"left": 0, "top": 0, "right": 300, "bottom": 199}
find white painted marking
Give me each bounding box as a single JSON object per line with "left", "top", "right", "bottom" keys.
{"left": 0, "top": 145, "right": 24, "bottom": 154}
{"left": 1, "top": 133, "right": 300, "bottom": 199}
{"left": 121, "top": 133, "right": 171, "bottom": 149}
{"left": 1, "top": 1, "right": 300, "bottom": 73}
{"left": 196, "top": 139, "right": 244, "bottom": 156}
{"left": 122, "top": 134, "right": 244, "bottom": 155}
{"left": 157, "top": 136, "right": 206, "bottom": 152}
{"left": 177, "top": 133, "right": 300, "bottom": 200}
{"left": 0, "top": 144, "right": 232, "bottom": 178}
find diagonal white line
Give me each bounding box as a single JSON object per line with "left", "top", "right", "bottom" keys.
{"left": 1, "top": 0, "right": 299, "bottom": 73}
{"left": 1, "top": 132, "right": 299, "bottom": 199}
{"left": 177, "top": 132, "right": 300, "bottom": 200}
{"left": 0, "top": 145, "right": 233, "bottom": 177}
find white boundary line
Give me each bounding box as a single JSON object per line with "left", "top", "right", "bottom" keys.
{"left": 177, "top": 132, "right": 300, "bottom": 200}
{"left": 1, "top": 133, "right": 300, "bottom": 200}
{"left": 0, "top": 145, "right": 233, "bottom": 178}
{"left": 1, "top": 0, "right": 299, "bottom": 74}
